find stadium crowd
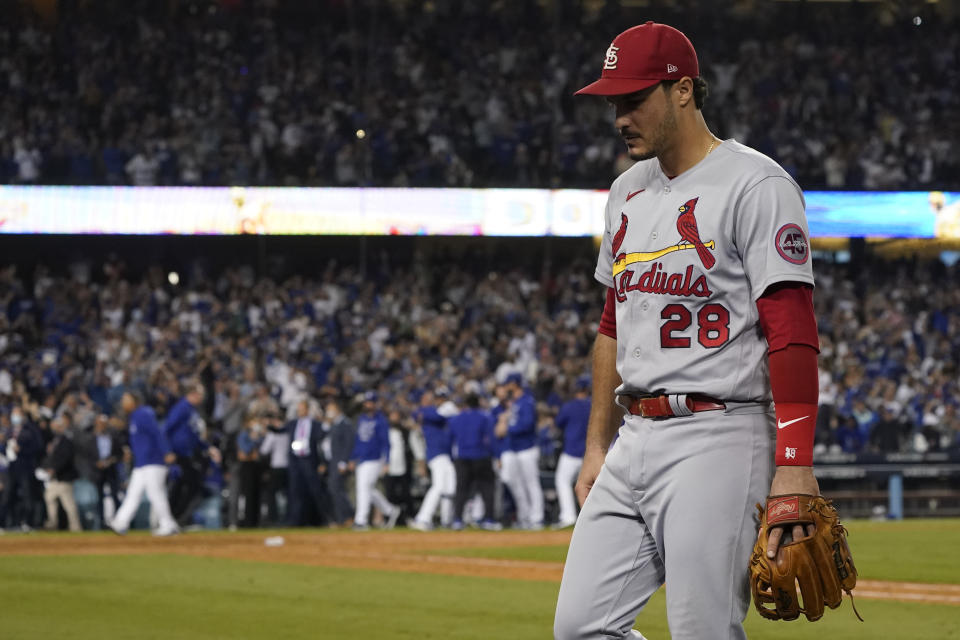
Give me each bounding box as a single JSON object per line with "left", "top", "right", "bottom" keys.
{"left": 0, "top": 253, "right": 958, "bottom": 531}
{"left": 0, "top": 0, "right": 957, "bottom": 190}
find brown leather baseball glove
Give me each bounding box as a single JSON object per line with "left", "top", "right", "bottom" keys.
{"left": 749, "top": 494, "right": 862, "bottom": 622}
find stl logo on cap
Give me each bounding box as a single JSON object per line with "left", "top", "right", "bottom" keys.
{"left": 604, "top": 44, "right": 620, "bottom": 70}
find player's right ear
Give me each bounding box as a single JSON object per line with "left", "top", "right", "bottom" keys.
{"left": 669, "top": 77, "right": 695, "bottom": 108}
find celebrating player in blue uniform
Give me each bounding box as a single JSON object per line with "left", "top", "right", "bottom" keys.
{"left": 553, "top": 377, "right": 591, "bottom": 528}
{"left": 110, "top": 391, "right": 179, "bottom": 536}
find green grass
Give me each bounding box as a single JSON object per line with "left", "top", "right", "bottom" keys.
{"left": 1, "top": 554, "right": 560, "bottom": 640}
{"left": 420, "top": 543, "right": 567, "bottom": 563}
{"left": 422, "top": 519, "right": 960, "bottom": 584}
{"left": 2, "top": 519, "right": 959, "bottom": 639}
{"left": 1, "top": 552, "right": 957, "bottom": 639}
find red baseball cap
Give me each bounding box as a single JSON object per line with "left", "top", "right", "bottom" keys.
{"left": 575, "top": 22, "right": 699, "bottom": 96}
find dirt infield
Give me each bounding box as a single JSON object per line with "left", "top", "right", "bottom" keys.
{"left": 2, "top": 530, "right": 957, "bottom": 606}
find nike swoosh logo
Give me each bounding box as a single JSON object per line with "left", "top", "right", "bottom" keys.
{"left": 626, "top": 189, "right": 646, "bottom": 202}
{"left": 777, "top": 416, "right": 810, "bottom": 429}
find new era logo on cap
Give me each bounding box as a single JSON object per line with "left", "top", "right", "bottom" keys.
{"left": 576, "top": 22, "right": 699, "bottom": 96}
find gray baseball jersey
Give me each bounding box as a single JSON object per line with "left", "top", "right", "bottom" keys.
{"left": 555, "top": 140, "right": 815, "bottom": 640}
{"left": 594, "top": 139, "right": 814, "bottom": 401}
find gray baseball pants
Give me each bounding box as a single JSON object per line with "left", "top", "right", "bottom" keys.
{"left": 554, "top": 404, "right": 775, "bottom": 639}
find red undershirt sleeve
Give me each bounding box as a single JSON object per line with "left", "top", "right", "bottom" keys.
{"left": 756, "top": 283, "right": 819, "bottom": 466}
{"left": 598, "top": 287, "right": 617, "bottom": 339}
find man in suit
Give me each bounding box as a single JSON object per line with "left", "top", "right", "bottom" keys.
{"left": 324, "top": 397, "right": 356, "bottom": 527}
{"left": 286, "top": 399, "right": 331, "bottom": 526}
{"left": 91, "top": 414, "right": 122, "bottom": 525}
{"left": 4, "top": 405, "right": 43, "bottom": 531}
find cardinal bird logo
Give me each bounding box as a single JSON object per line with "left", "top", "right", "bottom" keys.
{"left": 676, "top": 197, "right": 715, "bottom": 270}
{"left": 612, "top": 213, "right": 628, "bottom": 260}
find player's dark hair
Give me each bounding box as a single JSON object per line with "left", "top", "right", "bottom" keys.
{"left": 465, "top": 393, "right": 480, "bottom": 409}
{"left": 660, "top": 77, "right": 708, "bottom": 110}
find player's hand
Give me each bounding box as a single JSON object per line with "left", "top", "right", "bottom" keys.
{"left": 765, "top": 466, "right": 820, "bottom": 559}
{"left": 347, "top": 461, "right": 356, "bottom": 473}
{"left": 164, "top": 452, "right": 177, "bottom": 465}
{"left": 318, "top": 464, "right": 327, "bottom": 475}
{"left": 575, "top": 449, "right": 606, "bottom": 507}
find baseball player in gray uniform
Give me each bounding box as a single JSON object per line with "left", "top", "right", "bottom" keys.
{"left": 555, "top": 23, "right": 822, "bottom": 639}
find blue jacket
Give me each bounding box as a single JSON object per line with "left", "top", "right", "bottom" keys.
{"left": 129, "top": 406, "right": 172, "bottom": 468}
{"left": 489, "top": 405, "right": 509, "bottom": 458}
{"left": 448, "top": 409, "right": 494, "bottom": 460}
{"left": 507, "top": 393, "right": 537, "bottom": 452}
{"left": 164, "top": 398, "right": 203, "bottom": 458}
{"left": 351, "top": 411, "right": 390, "bottom": 463}
{"left": 417, "top": 406, "right": 451, "bottom": 461}
{"left": 556, "top": 397, "right": 590, "bottom": 457}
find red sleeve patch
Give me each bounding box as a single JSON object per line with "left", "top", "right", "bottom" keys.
{"left": 775, "top": 223, "right": 809, "bottom": 265}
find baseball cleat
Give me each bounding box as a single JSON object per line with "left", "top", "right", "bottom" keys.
{"left": 407, "top": 519, "right": 432, "bottom": 532}
{"left": 385, "top": 508, "right": 401, "bottom": 530}
{"left": 450, "top": 520, "right": 465, "bottom": 531}
{"left": 479, "top": 520, "right": 503, "bottom": 531}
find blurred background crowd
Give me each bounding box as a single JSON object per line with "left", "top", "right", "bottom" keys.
{"left": 1, "top": 0, "right": 958, "bottom": 530}
{"left": 1, "top": 249, "right": 958, "bottom": 531}
{"left": 1, "top": 0, "right": 958, "bottom": 190}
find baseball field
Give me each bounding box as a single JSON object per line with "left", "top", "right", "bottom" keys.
{"left": 1, "top": 519, "right": 957, "bottom": 639}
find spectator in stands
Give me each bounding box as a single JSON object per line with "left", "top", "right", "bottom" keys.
{"left": 835, "top": 416, "right": 866, "bottom": 454}
{"left": 41, "top": 416, "right": 82, "bottom": 531}
{"left": 870, "top": 407, "right": 909, "bottom": 453}
{"left": 0, "top": 2, "right": 957, "bottom": 190}
{"left": 1, "top": 245, "right": 959, "bottom": 529}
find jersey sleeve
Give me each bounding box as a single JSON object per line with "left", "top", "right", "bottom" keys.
{"left": 164, "top": 401, "right": 187, "bottom": 437}
{"left": 594, "top": 194, "right": 615, "bottom": 288}
{"left": 734, "top": 176, "right": 814, "bottom": 300}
